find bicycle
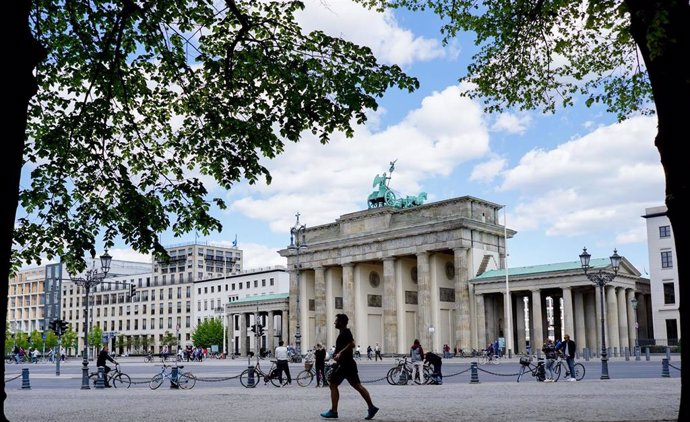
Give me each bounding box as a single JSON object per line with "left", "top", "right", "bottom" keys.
{"left": 479, "top": 350, "right": 500, "bottom": 365}
{"left": 296, "top": 360, "right": 334, "bottom": 387}
{"left": 88, "top": 363, "right": 132, "bottom": 388}
{"left": 516, "top": 356, "right": 546, "bottom": 382}
{"left": 386, "top": 356, "right": 432, "bottom": 385}
{"left": 551, "top": 355, "right": 585, "bottom": 381}
{"left": 239, "top": 359, "right": 290, "bottom": 387}
{"left": 149, "top": 364, "right": 196, "bottom": 390}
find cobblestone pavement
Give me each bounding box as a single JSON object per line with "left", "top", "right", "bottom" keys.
{"left": 4, "top": 376, "right": 680, "bottom": 421}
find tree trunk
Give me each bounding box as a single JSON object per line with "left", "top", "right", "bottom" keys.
{"left": 4, "top": 0, "right": 45, "bottom": 411}
{"left": 627, "top": 1, "right": 690, "bottom": 419}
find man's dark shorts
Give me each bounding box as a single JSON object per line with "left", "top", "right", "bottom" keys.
{"left": 329, "top": 362, "right": 361, "bottom": 386}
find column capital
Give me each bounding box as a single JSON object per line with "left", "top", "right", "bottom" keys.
{"left": 383, "top": 257, "right": 396, "bottom": 263}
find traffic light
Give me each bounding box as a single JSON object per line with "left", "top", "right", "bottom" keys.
{"left": 59, "top": 320, "right": 69, "bottom": 335}
{"left": 258, "top": 325, "right": 264, "bottom": 336}
{"left": 250, "top": 324, "right": 256, "bottom": 333}
{"left": 48, "top": 319, "right": 57, "bottom": 333}
{"left": 129, "top": 284, "right": 137, "bottom": 298}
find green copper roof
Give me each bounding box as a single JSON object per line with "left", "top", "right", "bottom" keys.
{"left": 473, "top": 258, "right": 612, "bottom": 280}
{"left": 231, "top": 293, "right": 289, "bottom": 304}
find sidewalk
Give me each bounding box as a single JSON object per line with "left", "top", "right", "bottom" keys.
{"left": 4, "top": 377, "right": 680, "bottom": 421}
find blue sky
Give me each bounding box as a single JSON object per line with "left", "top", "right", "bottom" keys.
{"left": 30, "top": 1, "right": 665, "bottom": 275}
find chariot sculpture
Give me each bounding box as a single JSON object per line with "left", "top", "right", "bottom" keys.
{"left": 367, "top": 160, "right": 427, "bottom": 209}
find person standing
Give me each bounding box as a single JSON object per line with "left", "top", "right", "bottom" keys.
{"left": 409, "top": 339, "right": 425, "bottom": 384}
{"left": 314, "top": 343, "right": 327, "bottom": 387}
{"left": 274, "top": 340, "right": 292, "bottom": 385}
{"left": 366, "top": 345, "right": 373, "bottom": 360}
{"left": 374, "top": 343, "right": 382, "bottom": 361}
{"left": 320, "top": 314, "right": 378, "bottom": 420}
{"left": 97, "top": 345, "right": 118, "bottom": 387}
{"left": 558, "top": 334, "right": 577, "bottom": 381}
{"left": 542, "top": 338, "right": 557, "bottom": 382}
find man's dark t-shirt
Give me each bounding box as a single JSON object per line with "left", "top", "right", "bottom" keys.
{"left": 97, "top": 350, "right": 115, "bottom": 367}
{"left": 335, "top": 327, "right": 355, "bottom": 366}
{"left": 315, "top": 348, "right": 327, "bottom": 368}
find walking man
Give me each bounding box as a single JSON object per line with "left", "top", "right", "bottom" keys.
{"left": 274, "top": 340, "right": 292, "bottom": 384}
{"left": 320, "top": 314, "right": 379, "bottom": 420}
{"left": 374, "top": 343, "right": 382, "bottom": 361}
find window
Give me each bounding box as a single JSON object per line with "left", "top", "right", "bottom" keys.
{"left": 159, "top": 318, "right": 163, "bottom": 329}
{"left": 246, "top": 281, "right": 249, "bottom": 288}
{"left": 168, "top": 288, "right": 173, "bottom": 300}
{"left": 666, "top": 319, "right": 679, "bottom": 345}
{"left": 177, "top": 287, "right": 182, "bottom": 299}
{"left": 168, "top": 302, "right": 173, "bottom": 314}
{"left": 186, "top": 286, "right": 191, "bottom": 298}
{"left": 159, "top": 290, "right": 164, "bottom": 300}
{"left": 663, "top": 282, "right": 675, "bottom": 304}
{"left": 270, "top": 278, "right": 275, "bottom": 286}
{"left": 254, "top": 280, "right": 258, "bottom": 288}
{"left": 186, "top": 316, "right": 191, "bottom": 328}
{"left": 177, "top": 301, "right": 182, "bottom": 313}
{"left": 134, "top": 319, "right": 138, "bottom": 330}
{"left": 159, "top": 303, "right": 164, "bottom": 314}
{"left": 142, "top": 319, "right": 146, "bottom": 330}
{"left": 168, "top": 317, "right": 173, "bottom": 329}
{"left": 198, "top": 288, "right": 202, "bottom": 294}
{"left": 232, "top": 283, "right": 236, "bottom": 291}
{"left": 661, "top": 251, "right": 673, "bottom": 268}
{"left": 659, "top": 225, "right": 671, "bottom": 238}
{"left": 186, "top": 301, "right": 191, "bottom": 312}
{"left": 197, "top": 301, "right": 201, "bottom": 311}
{"left": 262, "top": 279, "right": 266, "bottom": 287}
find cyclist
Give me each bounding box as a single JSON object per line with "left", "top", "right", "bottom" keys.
{"left": 97, "top": 345, "right": 118, "bottom": 387}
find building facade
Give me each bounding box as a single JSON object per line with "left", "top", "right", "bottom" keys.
{"left": 643, "top": 205, "right": 680, "bottom": 345}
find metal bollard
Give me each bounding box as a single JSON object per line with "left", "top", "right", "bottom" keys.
{"left": 246, "top": 365, "right": 255, "bottom": 387}
{"left": 95, "top": 366, "right": 105, "bottom": 389}
{"left": 624, "top": 348, "right": 630, "bottom": 361}
{"left": 645, "top": 347, "right": 650, "bottom": 361}
{"left": 635, "top": 346, "right": 640, "bottom": 361}
{"left": 170, "top": 366, "right": 180, "bottom": 389}
{"left": 470, "top": 362, "right": 479, "bottom": 384}
{"left": 21, "top": 367, "right": 31, "bottom": 389}
{"left": 665, "top": 347, "right": 671, "bottom": 361}
{"left": 661, "top": 358, "right": 670, "bottom": 377}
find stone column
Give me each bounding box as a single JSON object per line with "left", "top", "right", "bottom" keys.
{"left": 573, "top": 290, "right": 587, "bottom": 353}
{"left": 314, "top": 266, "right": 326, "bottom": 346}
{"left": 453, "top": 248, "right": 471, "bottom": 351}
{"left": 416, "top": 252, "right": 432, "bottom": 348}
{"left": 342, "top": 264, "right": 355, "bottom": 329}
{"left": 515, "top": 295, "right": 526, "bottom": 354}
{"left": 395, "top": 260, "right": 406, "bottom": 354}
{"left": 606, "top": 285, "right": 620, "bottom": 353}
{"left": 617, "top": 287, "right": 629, "bottom": 353}
{"left": 475, "top": 293, "right": 486, "bottom": 349}
{"left": 382, "top": 258, "right": 397, "bottom": 356}
{"left": 353, "top": 267, "right": 364, "bottom": 344}
{"left": 594, "top": 285, "right": 604, "bottom": 354}
{"left": 531, "top": 289, "right": 543, "bottom": 351}
{"left": 281, "top": 309, "right": 289, "bottom": 343}
{"left": 267, "top": 311, "right": 275, "bottom": 352}
{"left": 325, "top": 268, "right": 335, "bottom": 348}
{"left": 626, "top": 289, "right": 636, "bottom": 350}
{"left": 240, "top": 313, "right": 248, "bottom": 356}
{"left": 638, "top": 294, "right": 650, "bottom": 341}
{"left": 429, "top": 257, "right": 440, "bottom": 353}
{"left": 562, "top": 287, "right": 574, "bottom": 337}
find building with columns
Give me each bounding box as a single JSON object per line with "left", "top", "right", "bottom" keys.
{"left": 276, "top": 195, "right": 651, "bottom": 357}
{"left": 278, "top": 196, "right": 514, "bottom": 355}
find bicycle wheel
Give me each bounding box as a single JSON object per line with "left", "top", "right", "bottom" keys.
{"left": 296, "top": 370, "right": 313, "bottom": 387}
{"left": 88, "top": 373, "right": 98, "bottom": 387}
{"left": 574, "top": 363, "right": 585, "bottom": 381}
{"left": 270, "top": 371, "right": 289, "bottom": 387}
{"left": 178, "top": 372, "right": 196, "bottom": 389}
{"left": 239, "top": 368, "right": 257, "bottom": 388}
{"left": 553, "top": 363, "right": 562, "bottom": 382}
{"left": 385, "top": 367, "right": 399, "bottom": 385}
{"left": 491, "top": 355, "right": 500, "bottom": 364}
{"left": 112, "top": 373, "right": 131, "bottom": 388}
{"left": 149, "top": 373, "right": 164, "bottom": 390}
{"left": 416, "top": 365, "right": 433, "bottom": 385}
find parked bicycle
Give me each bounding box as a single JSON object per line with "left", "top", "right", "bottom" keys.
{"left": 516, "top": 356, "right": 546, "bottom": 382}
{"left": 149, "top": 364, "right": 196, "bottom": 390}
{"left": 551, "top": 355, "right": 585, "bottom": 381}
{"left": 88, "top": 363, "right": 132, "bottom": 388}
{"left": 386, "top": 356, "right": 432, "bottom": 385}
{"left": 239, "top": 358, "right": 289, "bottom": 387}
{"left": 296, "top": 360, "right": 334, "bottom": 387}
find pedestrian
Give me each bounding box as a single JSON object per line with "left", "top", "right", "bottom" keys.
{"left": 558, "top": 334, "right": 577, "bottom": 381}
{"left": 355, "top": 345, "right": 362, "bottom": 360}
{"left": 542, "top": 338, "right": 557, "bottom": 382}
{"left": 274, "top": 340, "right": 292, "bottom": 385}
{"left": 97, "top": 345, "right": 118, "bottom": 387}
{"left": 314, "top": 343, "right": 327, "bottom": 387}
{"left": 424, "top": 351, "right": 443, "bottom": 384}
{"left": 494, "top": 338, "right": 501, "bottom": 357}
{"left": 366, "top": 345, "right": 372, "bottom": 360}
{"left": 374, "top": 343, "right": 382, "bottom": 361}
{"left": 320, "top": 313, "right": 379, "bottom": 420}
{"left": 409, "top": 339, "right": 424, "bottom": 384}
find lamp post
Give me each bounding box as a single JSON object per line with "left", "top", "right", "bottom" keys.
{"left": 288, "top": 212, "right": 307, "bottom": 363}
{"left": 579, "top": 247, "right": 621, "bottom": 380}
{"left": 72, "top": 251, "right": 112, "bottom": 389}
{"left": 631, "top": 297, "right": 640, "bottom": 360}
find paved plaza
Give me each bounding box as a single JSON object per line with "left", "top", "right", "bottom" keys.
{"left": 3, "top": 358, "right": 681, "bottom": 422}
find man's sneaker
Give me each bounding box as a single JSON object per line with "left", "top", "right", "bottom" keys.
{"left": 320, "top": 409, "right": 338, "bottom": 419}
{"left": 365, "top": 406, "right": 379, "bottom": 420}
{"left": 569, "top": 377, "right": 576, "bottom": 381}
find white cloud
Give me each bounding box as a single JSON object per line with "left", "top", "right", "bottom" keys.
{"left": 491, "top": 113, "right": 532, "bottom": 134}
{"left": 108, "top": 247, "right": 151, "bottom": 263}
{"left": 470, "top": 157, "right": 506, "bottom": 183}
{"left": 297, "top": 1, "right": 453, "bottom": 67}
{"left": 230, "top": 84, "right": 490, "bottom": 231}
